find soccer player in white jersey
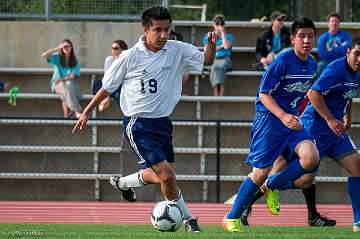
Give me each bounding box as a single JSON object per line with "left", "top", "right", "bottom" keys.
{"left": 73, "top": 6, "right": 217, "bottom": 232}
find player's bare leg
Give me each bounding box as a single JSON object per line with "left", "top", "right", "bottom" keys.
{"left": 338, "top": 153, "right": 360, "bottom": 231}
{"left": 296, "top": 140, "right": 319, "bottom": 171}
{"left": 151, "top": 161, "right": 201, "bottom": 232}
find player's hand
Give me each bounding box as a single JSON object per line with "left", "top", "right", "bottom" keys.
{"left": 327, "top": 117, "right": 345, "bottom": 137}
{"left": 72, "top": 113, "right": 89, "bottom": 134}
{"left": 280, "top": 113, "right": 302, "bottom": 131}
{"left": 343, "top": 114, "right": 352, "bottom": 130}
{"left": 207, "top": 31, "right": 219, "bottom": 45}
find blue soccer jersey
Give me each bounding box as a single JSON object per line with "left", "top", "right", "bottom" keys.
{"left": 246, "top": 50, "right": 316, "bottom": 168}
{"left": 255, "top": 49, "right": 317, "bottom": 115}
{"left": 302, "top": 57, "right": 360, "bottom": 130}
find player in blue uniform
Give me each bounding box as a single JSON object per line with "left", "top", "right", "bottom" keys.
{"left": 299, "top": 37, "right": 360, "bottom": 232}
{"left": 223, "top": 17, "right": 320, "bottom": 232}
{"left": 73, "top": 6, "right": 218, "bottom": 232}
{"left": 240, "top": 89, "right": 336, "bottom": 227}
{"left": 251, "top": 37, "right": 360, "bottom": 232}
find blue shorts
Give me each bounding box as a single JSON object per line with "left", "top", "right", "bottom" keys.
{"left": 282, "top": 131, "right": 356, "bottom": 173}
{"left": 123, "top": 116, "right": 174, "bottom": 169}
{"left": 313, "top": 131, "right": 357, "bottom": 162}
{"left": 246, "top": 112, "right": 313, "bottom": 168}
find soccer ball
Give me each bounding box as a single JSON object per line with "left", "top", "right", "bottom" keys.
{"left": 150, "top": 200, "right": 184, "bottom": 232}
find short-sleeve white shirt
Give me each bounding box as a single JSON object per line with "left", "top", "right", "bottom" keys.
{"left": 102, "top": 36, "right": 204, "bottom": 118}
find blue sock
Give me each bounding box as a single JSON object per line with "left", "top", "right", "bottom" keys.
{"left": 267, "top": 159, "right": 307, "bottom": 190}
{"left": 228, "top": 177, "right": 259, "bottom": 219}
{"left": 348, "top": 176, "right": 360, "bottom": 223}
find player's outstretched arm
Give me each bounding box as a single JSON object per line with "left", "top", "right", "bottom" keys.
{"left": 72, "top": 88, "right": 110, "bottom": 134}
{"left": 307, "top": 89, "right": 345, "bottom": 136}
{"left": 259, "top": 92, "right": 302, "bottom": 130}
{"left": 204, "top": 31, "right": 218, "bottom": 66}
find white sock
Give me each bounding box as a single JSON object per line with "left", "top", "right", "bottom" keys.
{"left": 118, "top": 170, "right": 146, "bottom": 189}
{"left": 170, "top": 190, "right": 193, "bottom": 221}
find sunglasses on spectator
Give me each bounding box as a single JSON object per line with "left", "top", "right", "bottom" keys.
{"left": 112, "top": 47, "right": 120, "bottom": 50}
{"left": 276, "top": 18, "right": 284, "bottom": 22}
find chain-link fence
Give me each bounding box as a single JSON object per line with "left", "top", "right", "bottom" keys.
{"left": 0, "top": 0, "right": 359, "bottom": 21}
{"left": 0, "top": 0, "right": 166, "bottom": 20}
{"left": 0, "top": 117, "right": 355, "bottom": 204}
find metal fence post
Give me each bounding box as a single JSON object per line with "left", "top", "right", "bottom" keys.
{"left": 216, "top": 120, "right": 221, "bottom": 203}
{"left": 162, "top": 0, "right": 169, "bottom": 8}
{"left": 44, "top": 0, "right": 51, "bottom": 21}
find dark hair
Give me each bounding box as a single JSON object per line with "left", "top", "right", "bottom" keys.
{"left": 213, "top": 14, "right": 225, "bottom": 25}
{"left": 291, "top": 16, "right": 316, "bottom": 35}
{"left": 113, "top": 40, "right": 128, "bottom": 50}
{"left": 141, "top": 6, "right": 172, "bottom": 28}
{"left": 350, "top": 37, "right": 360, "bottom": 49}
{"left": 60, "top": 39, "right": 77, "bottom": 68}
{"left": 327, "top": 12, "right": 341, "bottom": 21}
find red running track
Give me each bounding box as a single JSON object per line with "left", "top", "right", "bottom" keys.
{"left": 0, "top": 201, "right": 353, "bottom": 226}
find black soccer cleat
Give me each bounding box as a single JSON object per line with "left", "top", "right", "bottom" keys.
{"left": 109, "top": 176, "right": 136, "bottom": 202}
{"left": 308, "top": 213, "right": 336, "bottom": 227}
{"left": 185, "top": 218, "right": 201, "bottom": 232}
{"left": 240, "top": 206, "right": 252, "bottom": 226}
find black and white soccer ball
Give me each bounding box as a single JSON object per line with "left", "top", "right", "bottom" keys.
{"left": 150, "top": 200, "right": 184, "bottom": 232}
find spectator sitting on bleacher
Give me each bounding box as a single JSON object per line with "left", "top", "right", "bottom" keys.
{"left": 316, "top": 12, "right": 351, "bottom": 76}
{"left": 254, "top": 10, "right": 291, "bottom": 71}
{"left": 203, "top": 14, "right": 233, "bottom": 96}
{"left": 95, "top": 40, "right": 128, "bottom": 112}
{"left": 42, "top": 39, "right": 82, "bottom": 118}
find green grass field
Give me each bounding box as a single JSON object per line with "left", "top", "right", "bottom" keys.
{"left": 0, "top": 224, "right": 358, "bottom": 239}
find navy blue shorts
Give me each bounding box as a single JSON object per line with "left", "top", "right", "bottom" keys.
{"left": 123, "top": 116, "right": 174, "bottom": 169}
{"left": 246, "top": 112, "right": 313, "bottom": 168}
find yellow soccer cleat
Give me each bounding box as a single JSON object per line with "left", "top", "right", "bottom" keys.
{"left": 266, "top": 188, "right": 280, "bottom": 215}
{"left": 222, "top": 214, "right": 243, "bottom": 232}
{"left": 353, "top": 220, "right": 360, "bottom": 232}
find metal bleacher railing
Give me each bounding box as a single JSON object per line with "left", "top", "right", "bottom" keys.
{"left": 0, "top": 117, "right": 351, "bottom": 202}
{"left": 0, "top": 66, "right": 356, "bottom": 202}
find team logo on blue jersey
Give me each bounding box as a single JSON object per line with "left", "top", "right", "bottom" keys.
{"left": 284, "top": 80, "right": 311, "bottom": 93}
{"left": 343, "top": 88, "right": 358, "bottom": 99}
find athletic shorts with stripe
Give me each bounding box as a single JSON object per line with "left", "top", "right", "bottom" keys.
{"left": 283, "top": 132, "right": 356, "bottom": 170}
{"left": 246, "top": 112, "right": 313, "bottom": 169}
{"left": 311, "top": 130, "right": 357, "bottom": 162}
{"left": 123, "top": 116, "right": 174, "bottom": 169}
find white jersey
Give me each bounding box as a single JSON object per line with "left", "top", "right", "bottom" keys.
{"left": 102, "top": 36, "right": 204, "bottom": 118}
{"left": 104, "top": 55, "right": 116, "bottom": 71}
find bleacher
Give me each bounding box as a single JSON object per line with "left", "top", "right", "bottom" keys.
{"left": 1, "top": 21, "right": 360, "bottom": 203}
